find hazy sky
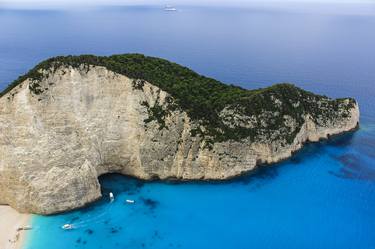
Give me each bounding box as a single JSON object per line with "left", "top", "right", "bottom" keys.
{"left": 1, "top": 0, "right": 374, "bottom": 8}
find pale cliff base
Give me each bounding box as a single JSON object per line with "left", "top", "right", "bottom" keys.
{"left": 0, "top": 66, "right": 360, "bottom": 215}
{"left": 0, "top": 206, "right": 30, "bottom": 249}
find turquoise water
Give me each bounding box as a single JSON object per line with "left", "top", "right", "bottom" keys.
{"left": 25, "top": 130, "right": 375, "bottom": 249}
{"left": 0, "top": 4, "right": 374, "bottom": 249}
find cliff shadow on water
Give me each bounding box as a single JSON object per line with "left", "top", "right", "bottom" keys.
{"left": 24, "top": 128, "right": 372, "bottom": 249}
{"left": 94, "top": 129, "right": 361, "bottom": 199}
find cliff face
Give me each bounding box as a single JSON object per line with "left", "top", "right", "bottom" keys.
{"left": 0, "top": 58, "right": 359, "bottom": 214}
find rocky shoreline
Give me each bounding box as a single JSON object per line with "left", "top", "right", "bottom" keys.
{"left": 0, "top": 55, "right": 359, "bottom": 214}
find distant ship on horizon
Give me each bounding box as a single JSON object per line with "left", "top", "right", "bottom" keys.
{"left": 164, "top": 5, "right": 177, "bottom": 11}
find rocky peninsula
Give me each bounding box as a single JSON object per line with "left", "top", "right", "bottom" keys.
{"left": 0, "top": 54, "right": 359, "bottom": 214}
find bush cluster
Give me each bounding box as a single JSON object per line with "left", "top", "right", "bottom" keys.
{"left": 0, "top": 54, "right": 355, "bottom": 144}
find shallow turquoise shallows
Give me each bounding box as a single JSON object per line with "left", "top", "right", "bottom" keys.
{"left": 1, "top": 3, "right": 374, "bottom": 249}
{"left": 24, "top": 129, "right": 375, "bottom": 249}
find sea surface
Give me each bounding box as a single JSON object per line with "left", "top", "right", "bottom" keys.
{"left": 0, "top": 3, "right": 375, "bottom": 249}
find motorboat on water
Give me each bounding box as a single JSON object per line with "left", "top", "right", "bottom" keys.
{"left": 109, "top": 192, "right": 115, "bottom": 202}
{"left": 126, "top": 199, "right": 135, "bottom": 204}
{"left": 62, "top": 224, "right": 75, "bottom": 230}
{"left": 164, "top": 5, "right": 177, "bottom": 11}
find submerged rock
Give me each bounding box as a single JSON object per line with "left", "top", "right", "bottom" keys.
{"left": 0, "top": 54, "right": 359, "bottom": 214}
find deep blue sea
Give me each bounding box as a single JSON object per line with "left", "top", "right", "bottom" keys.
{"left": 1, "top": 3, "right": 375, "bottom": 249}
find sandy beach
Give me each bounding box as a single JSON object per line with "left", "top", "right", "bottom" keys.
{"left": 0, "top": 205, "right": 31, "bottom": 249}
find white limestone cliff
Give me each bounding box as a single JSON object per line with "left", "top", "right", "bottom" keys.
{"left": 0, "top": 66, "right": 359, "bottom": 214}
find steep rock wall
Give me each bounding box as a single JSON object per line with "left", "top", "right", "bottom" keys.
{"left": 0, "top": 66, "right": 359, "bottom": 214}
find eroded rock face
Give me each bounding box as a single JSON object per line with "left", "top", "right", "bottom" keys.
{"left": 0, "top": 66, "right": 359, "bottom": 214}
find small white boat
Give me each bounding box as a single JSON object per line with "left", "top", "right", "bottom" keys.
{"left": 164, "top": 5, "right": 177, "bottom": 11}
{"left": 62, "top": 224, "right": 74, "bottom": 230}
{"left": 109, "top": 192, "right": 115, "bottom": 202}
{"left": 126, "top": 199, "right": 135, "bottom": 204}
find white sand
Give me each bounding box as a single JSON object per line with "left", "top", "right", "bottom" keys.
{"left": 0, "top": 205, "right": 31, "bottom": 249}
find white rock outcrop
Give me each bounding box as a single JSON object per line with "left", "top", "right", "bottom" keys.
{"left": 0, "top": 66, "right": 359, "bottom": 214}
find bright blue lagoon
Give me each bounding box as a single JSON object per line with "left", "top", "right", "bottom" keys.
{"left": 0, "top": 4, "right": 375, "bottom": 249}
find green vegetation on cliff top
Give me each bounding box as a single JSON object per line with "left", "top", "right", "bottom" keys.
{"left": 0, "top": 54, "right": 356, "bottom": 144}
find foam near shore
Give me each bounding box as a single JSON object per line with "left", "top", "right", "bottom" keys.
{"left": 0, "top": 205, "right": 31, "bottom": 249}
